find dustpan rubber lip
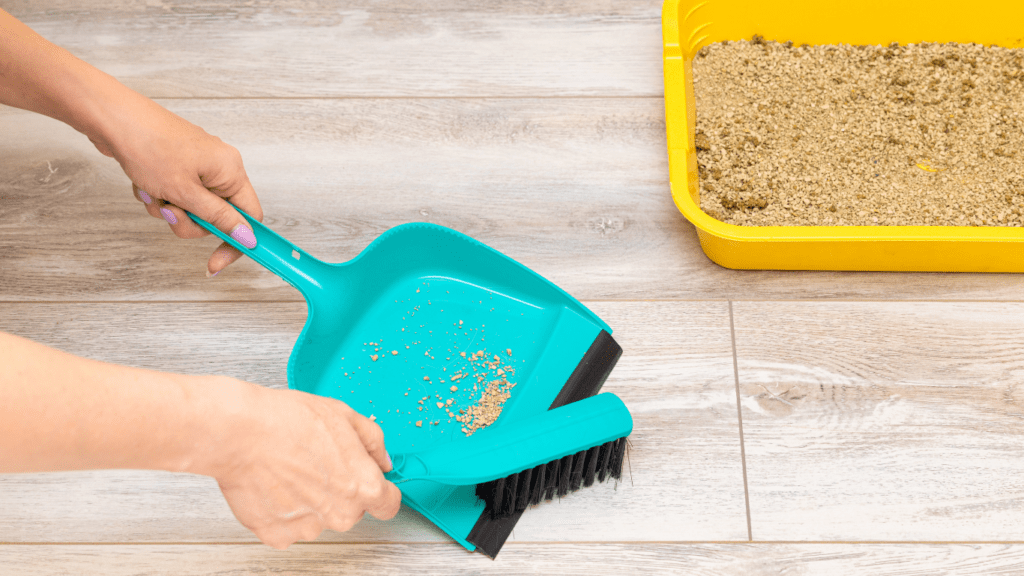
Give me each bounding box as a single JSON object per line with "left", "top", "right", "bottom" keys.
{"left": 464, "top": 329, "right": 623, "bottom": 558}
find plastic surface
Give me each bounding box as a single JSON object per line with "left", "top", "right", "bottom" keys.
{"left": 386, "top": 393, "right": 633, "bottom": 486}
{"left": 188, "top": 211, "right": 613, "bottom": 552}
{"left": 662, "top": 0, "right": 1024, "bottom": 272}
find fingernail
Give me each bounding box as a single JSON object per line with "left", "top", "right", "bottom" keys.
{"left": 386, "top": 452, "right": 393, "bottom": 469}
{"left": 160, "top": 207, "right": 178, "bottom": 225}
{"left": 230, "top": 224, "right": 257, "bottom": 249}
{"left": 206, "top": 269, "right": 220, "bottom": 278}
{"left": 138, "top": 190, "right": 152, "bottom": 204}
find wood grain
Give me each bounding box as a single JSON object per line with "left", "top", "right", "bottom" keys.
{"left": 6, "top": 102, "right": 1024, "bottom": 302}
{"left": 5, "top": 543, "right": 1024, "bottom": 575}
{"left": 5, "top": 1, "right": 1024, "bottom": 569}
{"left": 4, "top": 0, "right": 664, "bottom": 98}
{"left": 0, "top": 300, "right": 748, "bottom": 543}
{"left": 733, "top": 301, "right": 1024, "bottom": 541}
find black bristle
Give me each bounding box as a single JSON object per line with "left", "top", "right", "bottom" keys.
{"left": 568, "top": 449, "right": 587, "bottom": 492}
{"left": 609, "top": 437, "right": 626, "bottom": 479}
{"left": 515, "top": 468, "right": 533, "bottom": 511}
{"left": 543, "top": 459, "right": 559, "bottom": 501}
{"left": 557, "top": 453, "right": 574, "bottom": 497}
{"left": 582, "top": 445, "right": 601, "bottom": 488}
{"left": 501, "top": 473, "right": 519, "bottom": 516}
{"left": 475, "top": 478, "right": 491, "bottom": 506}
{"left": 476, "top": 437, "right": 629, "bottom": 520}
{"left": 490, "top": 477, "right": 505, "bottom": 515}
{"left": 529, "top": 462, "right": 546, "bottom": 505}
{"left": 596, "top": 440, "right": 613, "bottom": 483}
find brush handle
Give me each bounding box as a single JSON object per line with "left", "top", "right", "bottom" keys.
{"left": 385, "top": 392, "right": 633, "bottom": 486}
{"left": 187, "top": 209, "right": 334, "bottom": 300}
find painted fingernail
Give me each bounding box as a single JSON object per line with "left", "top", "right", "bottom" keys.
{"left": 230, "top": 224, "right": 257, "bottom": 249}
{"left": 138, "top": 190, "right": 152, "bottom": 204}
{"left": 386, "top": 452, "right": 393, "bottom": 469}
{"left": 160, "top": 207, "right": 178, "bottom": 225}
{"left": 206, "top": 269, "right": 220, "bottom": 278}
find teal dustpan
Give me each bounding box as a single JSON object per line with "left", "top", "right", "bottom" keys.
{"left": 189, "top": 210, "right": 624, "bottom": 557}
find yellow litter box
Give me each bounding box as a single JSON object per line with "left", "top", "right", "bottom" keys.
{"left": 662, "top": 0, "right": 1024, "bottom": 271}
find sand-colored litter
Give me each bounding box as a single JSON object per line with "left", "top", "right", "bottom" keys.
{"left": 693, "top": 38, "right": 1024, "bottom": 227}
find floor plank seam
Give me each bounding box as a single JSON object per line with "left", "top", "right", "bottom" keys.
{"left": 139, "top": 95, "right": 668, "bottom": 101}
{"left": 9, "top": 298, "right": 1024, "bottom": 305}
{"left": 728, "top": 301, "right": 753, "bottom": 542}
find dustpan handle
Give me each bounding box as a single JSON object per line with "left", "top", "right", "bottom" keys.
{"left": 386, "top": 392, "right": 633, "bottom": 485}
{"left": 187, "top": 208, "right": 333, "bottom": 300}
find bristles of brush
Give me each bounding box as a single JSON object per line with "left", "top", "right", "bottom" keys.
{"left": 475, "top": 436, "right": 627, "bottom": 520}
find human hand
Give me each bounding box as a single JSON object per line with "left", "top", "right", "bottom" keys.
{"left": 92, "top": 91, "right": 263, "bottom": 277}
{"left": 0, "top": 9, "right": 261, "bottom": 276}
{"left": 0, "top": 328, "right": 400, "bottom": 548}
{"left": 209, "top": 382, "right": 402, "bottom": 549}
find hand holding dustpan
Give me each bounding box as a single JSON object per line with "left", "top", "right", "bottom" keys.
{"left": 189, "top": 208, "right": 628, "bottom": 557}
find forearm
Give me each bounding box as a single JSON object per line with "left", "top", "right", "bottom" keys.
{"left": 0, "top": 8, "right": 131, "bottom": 145}
{"left": 0, "top": 331, "right": 252, "bottom": 477}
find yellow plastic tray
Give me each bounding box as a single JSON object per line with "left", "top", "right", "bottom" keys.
{"left": 662, "top": 0, "right": 1024, "bottom": 272}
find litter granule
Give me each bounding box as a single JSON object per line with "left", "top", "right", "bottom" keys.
{"left": 692, "top": 38, "right": 1024, "bottom": 227}
{"left": 399, "top": 344, "right": 518, "bottom": 436}
{"left": 452, "top": 349, "right": 517, "bottom": 436}
{"left": 455, "top": 376, "right": 514, "bottom": 435}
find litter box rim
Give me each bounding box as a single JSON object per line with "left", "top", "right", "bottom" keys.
{"left": 663, "top": 0, "right": 1024, "bottom": 272}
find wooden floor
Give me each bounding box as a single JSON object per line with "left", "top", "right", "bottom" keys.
{"left": 3, "top": 2, "right": 1024, "bottom": 574}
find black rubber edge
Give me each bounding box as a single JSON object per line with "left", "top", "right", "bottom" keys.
{"left": 547, "top": 329, "right": 623, "bottom": 410}
{"left": 465, "top": 329, "right": 622, "bottom": 558}
{"left": 464, "top": 509, "right": 525, "bottom": 558}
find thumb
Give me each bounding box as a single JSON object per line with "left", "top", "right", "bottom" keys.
{"left": 169, "top": 179, "right": 258, "bottom": 250}
{"left": 348, "top": 412, "right": 392, "bottom": 473}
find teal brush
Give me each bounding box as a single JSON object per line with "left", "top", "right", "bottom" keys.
{"left": 385, "top": 392, "right": 632, "bottom": 521}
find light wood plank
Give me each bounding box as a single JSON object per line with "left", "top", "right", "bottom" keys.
{"left": 733, "top": 301, "right": 1024, "bottom": 541}
{"left": 6, "top": 101, "right": 1024, "bottom": 302}
{"left": 0, "top": 301, "right": 747, "bottom": 542}
{"left": 5, "top": 0, "right": 663, "bottom": 98}
{"left": 6, "top": 543, "right": 1024, "bottom": 575}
